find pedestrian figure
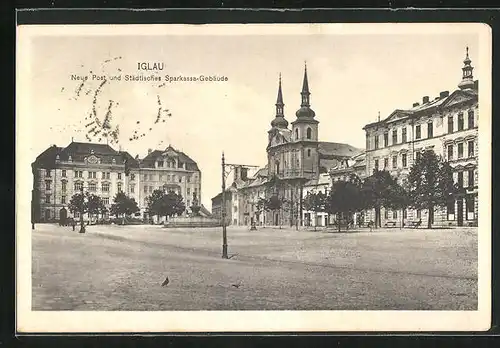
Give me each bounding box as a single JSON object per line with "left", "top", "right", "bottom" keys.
{"left": 71, "top": 219, "right": 76, "bottom": 231}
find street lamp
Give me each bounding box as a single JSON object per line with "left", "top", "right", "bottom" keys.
{"left": 221, "top": 152, "right": 258, "bottom": 259}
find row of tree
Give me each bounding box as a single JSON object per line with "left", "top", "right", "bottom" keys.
{"left": 67, "top": 189, "right": 186, "bottom": 228}
{"left": 255, "top": 150, "right": 464, "bottom": 231}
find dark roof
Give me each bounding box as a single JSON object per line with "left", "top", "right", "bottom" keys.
{"left": 318, "top": 142, "right": 363, "bottom": 158}
{"left": 140, "top": 145, "right": 199, "bottom": 171}
{"left": 32, "top": 141, "right": 138, "bottom": 168}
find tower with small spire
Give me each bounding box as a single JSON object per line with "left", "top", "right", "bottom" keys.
{"left": 458, "top": 46, "right": 475, "bottom": 90}
{"left": 270, "top": 73, "right": 288, "bottom": 130}
{"left": 292, "top": 62, "right": 319, "bottom": 142}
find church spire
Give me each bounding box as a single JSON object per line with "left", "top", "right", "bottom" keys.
{"left": 271, "top": 73, "right": 288, "bottom": 129}
{"left": 458, "top": 46, "right": 474, "bottom": 90}
{"left": 300, "top": 61, "right": 310, "bottom": 107}
{"left": 275, "top": 73, "right": 284, "bottom": 116}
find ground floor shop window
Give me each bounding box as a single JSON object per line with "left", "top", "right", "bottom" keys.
{"left": 447, "top": 199, "right": 455, "bottom": 220}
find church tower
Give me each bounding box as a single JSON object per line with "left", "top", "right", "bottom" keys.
{"left": 291, "top": 63, "right": 320, "bottom": 179}
{"left": 458, "top": 46, "right": 475, "bottom": 90}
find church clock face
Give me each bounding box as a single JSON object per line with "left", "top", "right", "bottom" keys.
{"left": 87, "top": 155, "right": 99, "bottom": 164}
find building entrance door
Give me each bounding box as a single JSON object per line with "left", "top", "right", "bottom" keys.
{"left": 457, "top": 199, "right": 464, "bottom": 227}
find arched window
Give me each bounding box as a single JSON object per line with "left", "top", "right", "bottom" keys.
{"left": 295, "top": 128, "right": 299, "bottom": 140}
{"left": 306, "top": 127, "right": 312, "bottom": 139}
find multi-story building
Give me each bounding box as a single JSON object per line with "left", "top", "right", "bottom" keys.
{"left": 210, "top": 190, "right": 233, "bottom": 226}
{"left": 31, "top": 142, "right": 202, "bottom": 222}
{"left": 362, "top": 48, "right": 479, "bottom": 227}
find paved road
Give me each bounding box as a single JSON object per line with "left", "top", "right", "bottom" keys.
{"left": 32, "top": 224, "right": 477, "bottom": 311}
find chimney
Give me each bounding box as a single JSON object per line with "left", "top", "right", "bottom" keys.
{"left": 422, "top": 96, "right": 429, "bottom": 104}
{"left": 233, "top": 166, "right": 241, "bottom": 182}
{"left": 413, "top": 102, "right": 420, "bottom": 107}
{"left": 147, "top": 148, "right": 152, "bottom": 154}
{"left": 439, "top": 91, "right": 449, "bottom": 98}
{"left": 241, "top": 167, "right": 248, "bottom": 181}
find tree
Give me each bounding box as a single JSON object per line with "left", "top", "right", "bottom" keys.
{"left": 146, "top": 190, "right": 186, "bottom": 222}
{"left": 302, "top": 191, "right": 325, "bottom": 231}
{"left": 266, "top": 194, "right": 283, "bottom": 228}
{"left": 110, "top": 191, "right": 139, "bottom": 223}
{"left": 87, "top": 194, "right": 104, "bottom": 222}
{"left": 386, "top": 179, "right": 411, "bottom": 229}
{"left": 325, "top": 179, "right": 363, "bottom": 232}
{"left": 360, "top": 169, "right": 396, "bottom": 228}
{"left": 68, "top": 191, "right": 88, "bottom": 233}
{"left": 407, "top": 150, "right": 460, "bottom": 229}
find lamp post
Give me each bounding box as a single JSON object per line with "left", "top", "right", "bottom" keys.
{"left": 220, "top": 152, "right": 258, "bottom": 259}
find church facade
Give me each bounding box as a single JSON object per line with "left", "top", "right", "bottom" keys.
{"left": 215, "top": 65, "right": 361, "bottom": 227}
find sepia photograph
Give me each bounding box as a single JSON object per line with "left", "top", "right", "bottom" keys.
{"left": 16, "top": 23, "right": 491, "bottom": 332}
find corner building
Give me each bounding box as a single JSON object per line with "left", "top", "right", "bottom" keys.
{"left": 362, "top": 48, "right": 479, "bottom": 227}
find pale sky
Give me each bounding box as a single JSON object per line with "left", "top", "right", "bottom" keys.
{"left": 23, "top": 25, "right": 480, "bottom": 208}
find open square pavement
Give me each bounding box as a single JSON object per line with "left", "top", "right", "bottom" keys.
{"left": 31, "top": 224, "right": 477, "bottom": 311}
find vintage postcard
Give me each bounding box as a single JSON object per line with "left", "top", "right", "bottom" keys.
{"left": 16, "top": 23, "right": 492, "bottom": 332}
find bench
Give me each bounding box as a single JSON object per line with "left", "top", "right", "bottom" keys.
{"left": 384, "top": 221, "right": 397, "bottom": 228}
{"left": 408, "top": 220, "right": 422, "bottom": 229}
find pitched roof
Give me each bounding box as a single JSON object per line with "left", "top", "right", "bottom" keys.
{"left": 32, "top": 142, "right": 138, "bottom": 167}
{"left": 140, "top": 145, "right": 199, "bottom": 171}
{"left": 318, "top": 142, "right": 363, "bottom": 158}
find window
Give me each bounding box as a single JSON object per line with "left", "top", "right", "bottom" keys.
{"left": 427, "top": 121, "right": 433, "bottom": 138}
{"left": 45, "top": 169, "right": 51, "bottom": 177}
{"left": 384, "top": 158, "right": 388, "bottom": 169}
{"left": 458, "top": 143, "right": 464, "bottom": 158}
{"left": 158, "top": 161, "right": 164, "bottom": 167}
{"left": 307, "top": 149, "right": 311, "bottom": 157}
{"left": 402, "top": 154, "right": 407, "bottom": 167}
{"left": 130, "top": 174, "right": 135, "bottom": 181}
{"left": 45, "top": 194, "right": 50, "bottom": 203}
{"left": 468, "top": 110, "right": 474, "bottom": 129}
{"left": 102, "top": 197, "right": 109, "bottom": 205}
{"left": 143, "top": 174, "right": 148, "bottom": 181}
{"left": 374, "top": 135, "right": 379, "bottom": 149}
{"left": 159, "top": 175, "right": 163, "bottom": 182}
{"left": 416, "top": 152, "right": 421, "bottom": 161}
{"left": 392, "top": 156, "right": 397, "bottom": 169}
{"left": 92, "top": 172, "right": 97, "bottom": 178}
{"left": 392, "top": 210, "right": 397, "bottom": 219}
{"left": 74, "top": 182, "right": 83, "bottom": 191}
{"left": 179, "top": 176, "right": 182, "bottom": 183}
{"left": 415, "top": 125, "right": 421, "bottom": 139}
{"left": 130, "top": 184, "right": 135, "bottom": 193}
{"left": 447, "top": 199, "right": 455, "bottom": 216}
{"left": 102, "top": 171, "right": 107, "bottom": 179}
{"left": 118, "top": 173, "right": 122, "bottom": 180}
{"left": 457, "top": 171, "right": 464, "bottom": 188}
{"left": 61, "top": 181, "right": 67, "bottom": 192}
{"left": 447, "top": 145, "right": 453, "bottom": 160}
{"left": 384, "top": 132, "right": 388, "bottom": 147}
{"left": 448, "top": 115, "right": 454, "bottom": 133}
{"left": 61, "top": 195, "right": 66, "bottom": 204}
{"left": 187, "top": 188, "right": 191, "bottom": 195}
{"left": 117, "top": 183, "right": 122, "bottom": 192}
{"left": 102, "top": 183, "right": 110, "bottom": 192}
{"left": 384, "top": 209, "right": 388, "bottom": 219}
{"left": 62, "top": 170, "right": 66, "bottom": 177}
{"left": 468, "top": 169, "right": 475, "bottom": 188}
{"left": 150, "top": 174, "right": 155, "bottom": 181}
{"left": 402, "top": 128, "right": 407, "bottom": 143}
{"left": 88, "top": 171, "right": 92, "bottom": 179}
{"left": 194, "top": 188, "right": 198, "bottom": 194}
{"left": 374, "top": 159, "right": 379, "bottom": 170}
{"left": 468, "top": 141, "right": 474, "bottom": 157}
{"left": 366, "top": 134, "right": 370, "bottom": 150}
{"left": 144, "top": 185, "right": 148, "bottom": 193}
{"left": 187, "top": 176, "right": 191, "bottom": 183}
{"left": 403, "top": 209, "right": 408, "bottom": 219}
{"left": 466, "top": 195, "right": 475, "bottom": 215}
{"left": 417, "top": 209, "right": 421, "bottom": 219}
{"left": 88, "top": 183, "right": 97, "bottom": 192}
{"left": 295, "top": 128, "right": 299, "bottom": 140}
{"left": 45, "top": 180, "right": 51, "bottom": 191}
{"left": 74, "top": 170, "right": 83, "bottom": 178}
{"left": 392, "top": 130, "right": 397, "bottom": 145}
{"left": 306, "top": 127, "right": 312, "bottom": 139}
{"left": 148, "top": 186, "right": 153, "bottom": 193}
{"left": 458, "top": 113, "right": 464, "bottom": 131}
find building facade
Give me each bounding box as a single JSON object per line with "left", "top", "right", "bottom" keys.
{"left": 362, "top": 48, "right": 479, "bottom": 227}
{"left": 31, "top": 142, "right": 202, "bottom": 222}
